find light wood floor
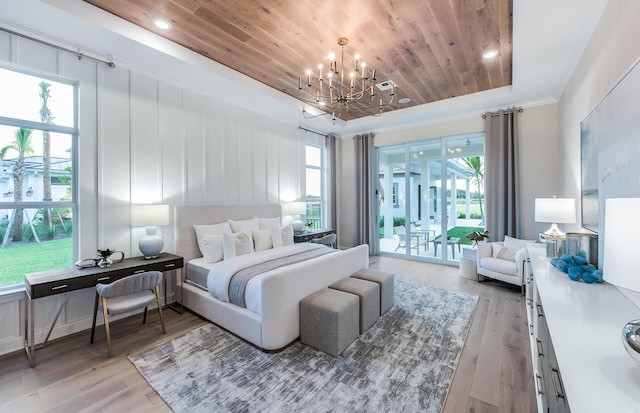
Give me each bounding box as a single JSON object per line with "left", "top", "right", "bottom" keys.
{"left": 0, "top": 256, "right": 536, "bottom": 412}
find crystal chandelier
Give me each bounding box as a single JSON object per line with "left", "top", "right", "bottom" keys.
{"left": 298, "top": 37, "right": 396, "bottom": 121}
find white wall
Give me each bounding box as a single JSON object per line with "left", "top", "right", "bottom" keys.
{"left": 0, "top": 32, "right": 305, "bottom": 356}
{"left": 559, "top": 0, "right": 640, "bottom": 235}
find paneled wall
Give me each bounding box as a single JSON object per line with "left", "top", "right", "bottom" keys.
{"left": 0, "top": 31, "right": 305, "bottom": 355}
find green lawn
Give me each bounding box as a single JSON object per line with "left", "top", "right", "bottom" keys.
{"left": 433, "top": 226, "right": 485, "bottom": 245}
{"left": 0, "top": 238, "right": 73, "bottom": 288}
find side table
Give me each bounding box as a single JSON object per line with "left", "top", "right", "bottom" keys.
{"left": 459, "top": 247, "right": 478, "bottom": 280}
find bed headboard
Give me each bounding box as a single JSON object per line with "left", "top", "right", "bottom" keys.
{"left": 174, "top": 203, "right": 282, "bottom": 263}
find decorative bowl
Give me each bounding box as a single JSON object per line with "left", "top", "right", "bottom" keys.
{"left": 622, "top": 319, "right": 640, "bottom": 366}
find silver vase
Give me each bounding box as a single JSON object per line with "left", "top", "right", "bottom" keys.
{"left": 622, "top": 319, "right": 640, "bottom": 366}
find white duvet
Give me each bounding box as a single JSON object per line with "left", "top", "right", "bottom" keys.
{"left": 204, "top": 243, "right": 329, "bottom": 314}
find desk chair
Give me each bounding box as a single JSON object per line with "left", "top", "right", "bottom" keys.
{"left": 90, "top": 271, "right": 166, "bottom": 357}
{"left": 311, "top": 233, "right": 337, "bottom": 248}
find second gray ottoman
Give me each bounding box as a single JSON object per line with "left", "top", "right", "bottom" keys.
{"left": 329, "top": 277, "right": 380, "bottom": 334}
{"left": 351, "top": 268, "right": 395, "bottom": 315}
{"left": 300, "top": 288, "right": 359, "bottom": 357}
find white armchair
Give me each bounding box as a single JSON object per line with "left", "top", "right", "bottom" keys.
{"left": 476, "top": 236, "right": 534, "bottom": 294}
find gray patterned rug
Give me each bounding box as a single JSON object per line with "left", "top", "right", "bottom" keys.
{"left": 129, "top": 279, "right": 478, "bottom": 413}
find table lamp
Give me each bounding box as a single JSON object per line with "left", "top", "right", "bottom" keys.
{"left": 131, "top": 204, "right": 170, "bottom": 259}
{"left": 604, "top": 197, "right": 640, "bottom": 366}
{"left": 282, "top": 202, "right": 306, "bottom": 233}
{"left": 535, "top": 197, "right": 576, "bottom": 258}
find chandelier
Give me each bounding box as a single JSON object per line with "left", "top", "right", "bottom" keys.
{"left": 298, "top": 37, "right": 396, "bottom": 121}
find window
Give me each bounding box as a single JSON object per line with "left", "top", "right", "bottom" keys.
{"left": 0, "top": 67, "right": 77, "bottom": 290}
{"left": 305, "top": 144, "right": 325, "bottom": 230}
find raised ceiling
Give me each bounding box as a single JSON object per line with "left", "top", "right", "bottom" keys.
{"left": 82, "top": 0, "right": 512, "bottom": 121}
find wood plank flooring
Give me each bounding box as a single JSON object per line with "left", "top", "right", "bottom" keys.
{"left": 0, "top": 256, "right": 536, "bottom": 412}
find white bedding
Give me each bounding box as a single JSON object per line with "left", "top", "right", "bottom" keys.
{"left": 194, "top": 243, "right": 328, "bottom": 314}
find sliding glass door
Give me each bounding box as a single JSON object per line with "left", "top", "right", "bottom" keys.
{"left": 377, "top": 134, "right": 485, "bottom": 264}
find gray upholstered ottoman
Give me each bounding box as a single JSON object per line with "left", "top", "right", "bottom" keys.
{"left": 351, "top": 268, "right": 395, "bottom": 315}
{"left": 329, "top": 277, "right": 380, "bottom": 334}
{"left": 300, "top": 288, "right": 359, "bottom": 357}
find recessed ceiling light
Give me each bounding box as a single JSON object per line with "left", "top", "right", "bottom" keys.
{"left": 152, "top": 18, "right": 172, "bottom": 30}
{"left": 398, "top": 98, "right": 411, "bottom": 104}
{"left": 482, "top": 49, "right": 499, "bottom": 60}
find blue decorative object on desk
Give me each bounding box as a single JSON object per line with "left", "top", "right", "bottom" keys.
{"left": 550, "top": 253, "right": 603, "bottom": 284}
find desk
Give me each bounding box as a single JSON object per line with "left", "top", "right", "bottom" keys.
{"left": 293, "top": 229, "right": 336, "bottom": 244}
{"left": 24, "top": 252, "right": 183, "bottom": 367}
{"left": 433, "top": 237, "right": 461, "bottom": 258}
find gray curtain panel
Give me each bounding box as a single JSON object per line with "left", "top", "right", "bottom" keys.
{"left": 326, "top": 133, "right": 338, "bottom": 233}
{"left": 354, "top": 132, "right": 375, "bottom": 248}
{"left": 484, "top": 108, "right": 521, "bottom": 240}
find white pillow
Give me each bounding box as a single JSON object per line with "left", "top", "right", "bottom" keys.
{"left": 200, "top": 233, "right": 224, "bottom": 263}
{"left": 252, "top": 229, "right": 274, "bottom": 252}
{"left": 502, "top": 235, "right": 534, "bottom": 251}
{"left": 222, "top": 232, "right": 252, "bottom": 259}
{"left": 193, "top": 222, "right": 232, "bottom": 257}
{"left": 229, "top": 217, "right": 259, "bottom": 234}
{"left": 496, "top": 246, "right": 517, "bottom": 261}
{"left": 281, "top": 224, "right": 294, "bottom": 246}
{"left": 258, "top": 216, "right": 281, "bottom": 230}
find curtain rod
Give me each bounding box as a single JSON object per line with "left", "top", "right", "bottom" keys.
{"left": 482, "top": 108, "right": 523, "bottom": 118}
{"left": 0, "top": 26, "right": 116, "bottom": 69}
{"left": 298, "top": 126, "right": 328, "bottom": 137}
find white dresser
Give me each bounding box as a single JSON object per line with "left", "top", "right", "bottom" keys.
{"left": 526, "top": 243, "right": 640, "bottom": 413}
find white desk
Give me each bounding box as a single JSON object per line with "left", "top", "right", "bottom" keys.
{"left": 527, "top": 243, "right": 640, "bottom": 413}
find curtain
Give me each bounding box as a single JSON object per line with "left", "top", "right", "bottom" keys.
{"left": 484, "top": 108, "right": 521, "bottom": 240}
{"left": 354, "top": 132, "right": 375, "bottom": 248}
{"left": 326, "top": 133, "right": 338, "bottom": 231}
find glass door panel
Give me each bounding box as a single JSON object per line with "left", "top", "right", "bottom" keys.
{"left": 377, "top": 145, "right": 405, "bottom": 255}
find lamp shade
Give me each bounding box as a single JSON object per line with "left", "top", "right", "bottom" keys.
{"left": 604, "top": 198, "right": 640, "bottom": 292}
{"left": 282, "top": 202, "right": 306, "bottom": 216}
{"left": 534, "top": 198, "right": 576, "bottom": 224}
{"left": 130, "top": 204, "right": 170, "bottom": 227}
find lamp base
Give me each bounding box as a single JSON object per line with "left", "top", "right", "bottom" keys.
{"left": 622, "top": 319, "right": 640, "bottom": 367}
{"left": 139, "top": 234, "right": 164, "bottom": 259}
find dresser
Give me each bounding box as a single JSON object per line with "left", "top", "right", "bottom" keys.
{"left": 526, "top": 243, "right": 640, "bottom": 413}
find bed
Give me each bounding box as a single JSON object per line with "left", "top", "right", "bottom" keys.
{"left": 174, "top": 203, "right": 369, "bottom": 351}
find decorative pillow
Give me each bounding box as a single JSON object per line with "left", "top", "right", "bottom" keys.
{"left": 193, "top": 222, "right": 232, "bottom": 257}
{"left": 281, "top": 224, "right": 294, "bottom": 246}
{"left": 229, "top": 218, "right": 259, "bottom": 251}
{"left": 222, "top": 232, "right": 252, "bottom": 259}
{"left": 492, "top": 245, "right": 503, "bottom": 258}
{"left": 252, "top": 229, "right": 274, "bottom": 252}
{"left": 229, "top": 217, "right": 259, "bottom": 234}
{"left": 271, "top": 227, "right": 283, "bottom": 248}
{"left": 502, "top": 235, "right": 534, "bottom": 252}
{"left": 496, "top": 246, "right": 517, "bottom": 262}
{"left": 258, "top": 216, "right": 281, "bottom": 230}
{"left": 200, "top": 233, "right": 224, "bottom": 263}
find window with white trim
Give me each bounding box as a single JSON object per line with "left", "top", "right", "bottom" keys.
{"left": 305, "top": 144, "right": 326, "bottom": 230}
{"left": 0, "top": 66, "right": 77, "bottom": 290}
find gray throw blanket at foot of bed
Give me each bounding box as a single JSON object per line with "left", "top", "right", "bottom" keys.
{"left": 228, "top": 247, "right": 337, "bottom": 308}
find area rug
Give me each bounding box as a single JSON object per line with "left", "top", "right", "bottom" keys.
{"left": 129, "top": 279, "right": 478, "bottom": 413}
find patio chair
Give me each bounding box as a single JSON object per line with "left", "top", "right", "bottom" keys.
{"left": 394, "top": 226, "right": 419, "bottom": 252}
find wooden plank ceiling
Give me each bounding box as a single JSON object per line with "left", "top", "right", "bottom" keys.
{"left": 83, "top": 0, "right": 512, "bottom": 121}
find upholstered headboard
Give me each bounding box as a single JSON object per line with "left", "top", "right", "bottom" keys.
{"left": 174, "top": 203, "right": 282, "bottom": 263}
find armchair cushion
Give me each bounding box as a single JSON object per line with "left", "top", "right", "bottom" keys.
{"left": 495, "top": 246, "right": 517, "bottom": 261}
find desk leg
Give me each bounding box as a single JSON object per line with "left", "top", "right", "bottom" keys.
{"left": 163, "top": 269, "right": 183, "bottom": 314}
{"left": 44, "top": 293, "right": 68, "bottom": 345}
{"left": 24, "top": 294, "right": 35, "bottom": 368}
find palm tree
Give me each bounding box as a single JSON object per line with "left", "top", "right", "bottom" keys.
{"left": 38, "top": 81, "right": 54, "bottom": 234}
{"left": 461, "top": 156, "right": 484, "bottom": 222}
{"left": 0, "top": 127, "right": 34, "bottom": 242}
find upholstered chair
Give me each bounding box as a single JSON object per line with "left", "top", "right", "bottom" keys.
{"left": 311, "top": 233, "right": 337, "bottom": 248}
{"left": 476, "top": 236, "right": 534, "bottom": 294}
{"left": 90, "top": 271, "right": 166, "bottom": 357}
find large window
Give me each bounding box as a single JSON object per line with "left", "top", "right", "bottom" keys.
{"left": 0, "top": 67, "right": 77, "bottom": 290}
{"left": 305, "top": 144, "right": 325, "bottom": 229}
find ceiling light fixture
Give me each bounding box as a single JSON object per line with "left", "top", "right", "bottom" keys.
{"left": 299, "top": 37, "right": 395, "bottom": 122}
{"left": 482, "top": 49, "right": 499, "bottom": 60}
{"left": 152, "top": 18, "right": 172, "bottom": 30}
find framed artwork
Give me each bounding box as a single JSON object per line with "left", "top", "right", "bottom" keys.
{"left": 580, "top": 58, "right": 640, "bottom": 234}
